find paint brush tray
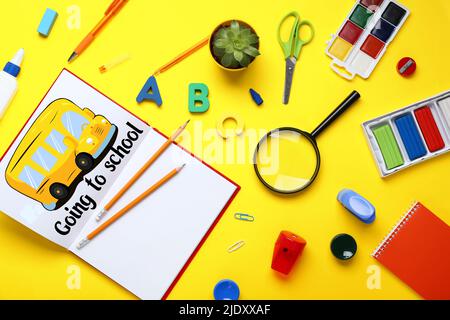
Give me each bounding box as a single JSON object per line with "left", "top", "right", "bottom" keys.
{"left": 326, "top": 0, "right": 409, "bottom": 80}
{"left": 362, "top": 90, "right": 450, "bottom": 177}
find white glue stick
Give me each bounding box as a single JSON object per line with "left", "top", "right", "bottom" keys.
{"left": 0, "top": 49, "right": 24, "bottom": 119}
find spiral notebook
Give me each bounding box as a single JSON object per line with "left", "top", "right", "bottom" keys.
{"left": 372, "top": 202, "right": 450, "bottom": 300}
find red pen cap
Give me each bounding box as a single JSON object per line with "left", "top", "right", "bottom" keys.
{"left": 271, "top": 231, "right": 306, "bottom": 275}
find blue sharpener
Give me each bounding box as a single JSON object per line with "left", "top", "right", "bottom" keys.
{"left": 337, "top": 189, "right": 375, "bottom": 224}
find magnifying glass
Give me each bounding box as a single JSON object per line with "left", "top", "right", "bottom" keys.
{"left": 253, "top": 91, "right": 360, "bottom": 194}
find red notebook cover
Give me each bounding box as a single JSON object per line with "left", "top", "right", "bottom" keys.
{"left": 372, "top": 202, "right": 450, "bottom": 300}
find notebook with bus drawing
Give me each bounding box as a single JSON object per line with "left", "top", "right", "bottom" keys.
{"left": 0, "top": 69, "right": 239, "bottom": 299}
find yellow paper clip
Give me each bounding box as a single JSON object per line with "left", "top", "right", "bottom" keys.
{"left": 234, "top": 212, "right": 254, "bottom": 222}
{"left": 227, "top": 240, "right": 245, "bottom": 253}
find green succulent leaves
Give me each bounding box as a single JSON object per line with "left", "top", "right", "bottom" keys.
{"left": 213, "top": 20, "right": 260, "bottom": 69}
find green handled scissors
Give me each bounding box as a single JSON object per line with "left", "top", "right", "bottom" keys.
{"left": 278, "top": 11, "right": 315, "bottom": 104}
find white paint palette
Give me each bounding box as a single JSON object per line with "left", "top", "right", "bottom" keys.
{"left": 362, "top": 90, "right": 450, "bottom": 177}
{"left": 326, "top": 0, "right": 410, "bottom": 80}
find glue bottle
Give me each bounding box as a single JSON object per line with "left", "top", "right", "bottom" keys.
{"left": 0, "top": 49, "right": 24, "bottom": 119}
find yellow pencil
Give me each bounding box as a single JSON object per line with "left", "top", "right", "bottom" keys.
{"left": 96, "top": 120, "right": 190, "bottom": 221}
{"left": 77, "top": 164, "right": 186, "bottom": 249}
{"left": 153, "top": 37, "right": 209, "bottom": 76}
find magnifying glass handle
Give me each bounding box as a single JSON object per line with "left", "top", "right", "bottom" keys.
{"left": 311, "top": 90, "right": 360, "bottom": 138}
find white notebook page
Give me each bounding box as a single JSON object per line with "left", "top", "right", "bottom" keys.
{"left": 70, "top": 129, "right": 238, "bottom": 299}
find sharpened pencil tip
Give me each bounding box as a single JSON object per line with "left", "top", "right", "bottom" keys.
{"left": 68, "top": 52, "right": 78, "bottom": 63}
{"left": 181, "top": 119, "right": 190, "bottom": 129}
{"left": 178, "top": 163, "right": 186, "bottom": 171}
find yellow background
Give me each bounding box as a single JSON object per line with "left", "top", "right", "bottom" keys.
{"left": 0, "top": 0, "right": 449, "bottom": 299}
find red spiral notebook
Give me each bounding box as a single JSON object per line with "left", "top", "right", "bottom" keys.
{"left": 372, "top": 202, "right": 450, "bottom": 300}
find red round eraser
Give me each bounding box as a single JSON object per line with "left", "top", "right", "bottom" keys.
{"left": 397, "top": 57, "right": 416, "bottom": 77}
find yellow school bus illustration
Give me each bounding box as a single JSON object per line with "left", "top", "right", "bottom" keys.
{"left": 5, "top": 98, "right": 117, "bottom": 211}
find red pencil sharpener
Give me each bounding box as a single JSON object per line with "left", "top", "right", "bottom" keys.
{"left": 271, "top": 231, "right": 306, "bottom": 275}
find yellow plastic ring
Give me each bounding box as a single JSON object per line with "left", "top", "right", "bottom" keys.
{"left": 216, "top": 113, "right": 244, "bottom": 139}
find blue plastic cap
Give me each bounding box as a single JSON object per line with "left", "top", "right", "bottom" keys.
{"left": 249, "top": 88, "right": 263, "bottom": 106}
{"left": 3, "top": 62, "right": 20, "bottom": 77}
{"left": 213, "top": 279, "right": 240, "bottom": 300}
{"left": 337, "top": 189, "right": 376, "bottom": 224}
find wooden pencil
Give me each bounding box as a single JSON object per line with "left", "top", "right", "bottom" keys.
{"left": 96, "top": 120, "right": 190, "bottom": 221}
{"left": 153, "top": 37, "right": 209, "bottom": 76}
{"left": 77, "top": 164, "right": 186, "bottom": 249}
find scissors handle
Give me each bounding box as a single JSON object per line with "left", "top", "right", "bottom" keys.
{"left": 278, "top": 12, "right": 299, "bottom": 59}
{"left": 278, "top": 11, "right": 315, "bottom": 59}
{"left": 293, "top": 20, "right": 314, "bottom": 58}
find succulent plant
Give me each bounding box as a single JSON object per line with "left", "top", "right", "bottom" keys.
{"left": 212, "top": 20, "right": 260, "bottom": 69}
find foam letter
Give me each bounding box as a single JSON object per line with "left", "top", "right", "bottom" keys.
{"left": 188, "top": 83, "right": 210, "bottom": 113}
{"left": 136, "top": 76, "right": 162, "bottom": 106}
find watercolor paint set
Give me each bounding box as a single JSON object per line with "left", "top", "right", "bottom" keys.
{"left": 326, "top": 0, "right": 409, "bottom": 80}
{"left": 362, "top": 90, "right": 450, "bottom": 177}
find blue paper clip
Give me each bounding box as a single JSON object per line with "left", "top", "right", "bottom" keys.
{"left": 234, "top": 212, "right": 254, "bottom": 222}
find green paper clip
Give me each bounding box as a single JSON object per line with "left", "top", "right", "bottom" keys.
{"left": 234, "top": 212, "right": 254, "bottom": 222}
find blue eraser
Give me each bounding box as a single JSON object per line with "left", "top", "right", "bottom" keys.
{"left": 38, "top": 8, "right": 58, "bottom": 37}
{"left": 249, "top": 88, "right": 263, "bottom": 106}
{"left": 337, "top": 189, "right": 375, "bottom": 224}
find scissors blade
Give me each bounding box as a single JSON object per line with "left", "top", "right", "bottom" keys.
{"left": 283, "top": 57, "right": 297, "bottom": 105}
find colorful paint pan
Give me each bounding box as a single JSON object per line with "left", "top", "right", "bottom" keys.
{"left": 360, "top": 0, "right": 384, "bottom": 11}
{"left": 371, "top": 18, "right": 395, "bottom": 42}
{"left": 362, "top": 90, "right": 450, "bottom": 177}
{"left": 339, "top": 21, "right": 364, "bottom": 45}
{"left": 438, "top": 97, "right": 450, "bottom": 129}
{"left": 328, "top": 37, "right": 353, "bottom": 61}
{"left": 350, "top": 5, "right": 374, "bottom": 28}
{"left": 350, "top": 51, "right": 375, "bottom": 75}
{"left": 361, "top": 35, "right": 385, "bottom": 58}
{"left": 326, "top": 0, "right": 409, "bottom": 80}
{"left": 382, "top": 2, "right": 407, "bottom": 26}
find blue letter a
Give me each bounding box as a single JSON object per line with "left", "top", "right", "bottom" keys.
{"left": 136, "top": 76, "right": 162, "bottom": 106}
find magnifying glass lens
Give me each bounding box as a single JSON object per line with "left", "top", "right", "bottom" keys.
{"left": 255, "top": 130, "right": 319, "bottom": 193}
